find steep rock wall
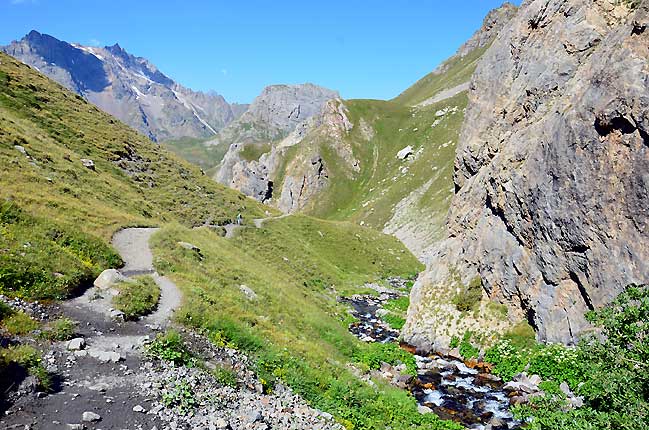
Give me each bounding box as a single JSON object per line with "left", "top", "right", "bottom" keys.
{"left": 404, "top": 0, "right": 649, "bottom": 350}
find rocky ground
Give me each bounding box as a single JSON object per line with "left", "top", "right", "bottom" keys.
{"left": 0, "top": 228, "right": 342, "bottom": 430}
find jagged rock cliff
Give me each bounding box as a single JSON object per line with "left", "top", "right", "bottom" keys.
{"left": 213, "top": 84, "right": 339, "bottom": 201}
{"left": 1, "top": 31, "right": 241, "bottom": 141}
{"left": 403, "top": 0, "right": 649, "bottom": 351}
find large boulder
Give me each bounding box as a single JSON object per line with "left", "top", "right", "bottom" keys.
{"left": 93, "top": 269, "right": 126, "bottom": 289}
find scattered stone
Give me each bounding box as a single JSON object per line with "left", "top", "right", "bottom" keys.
{"left": 80, "top": 159, "right": 95, "bottom": 170}
{"left": 66, "top": 338, "right": 86, "bottom": 351}
{"left": 215, "top": 418, "right": 229, "bottom": 429}
{"left": 246, "top": 410, "right": 263, "bottom": 423}
{"left": 132, "top": 404, "right": 146, "bottom": 413}
{"left": 396, "top": 145, "right": 414, "bottom": 160}
{"left": 239, "top": 285, "right": 258, "bottom": 301}
{"left": 82, "top": 411, "right": 101, "bottom": 422}
{"left": 417, "top": 405, "right": 433, "bottom": 414}
{"left": 110, "top": 309, "right": 125, "bottom": 320}
{"left": 88, "top": 349, "right": 122, "bottom": 363}
{"left": 177, "top": 241, "right": 204, "bottom": 259}
{"left": 93, "top": 269, "right": 126, "bottom": 289}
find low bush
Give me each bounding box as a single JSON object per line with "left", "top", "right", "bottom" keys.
{"left": 2, "top": 311, "right": 39, "bottom": 335}
{"left": 0, "top": 301, "right": 13, "bottom": 320}
{"left": 41, "top": 317, "right": 77, "bottom": 341}
{"left": 451, "top": 276, "right": 482, "bottom": 312}
{"left": 458, "top": 331, "right": 479, "bottom": 359}
{"left": 380, "top": 313, "right": 406, "bottom": 330}
{"left": 486, "top": 284, "right": 649, "bottom": 429}
{"left": 383, "top": 296, "right": 409, "bottom": 313}
{"left": 211, "top": 365, "right": 238, "bottom": 387}
{"left": 161, "top": 379, "right": 196, "bottom": 414}
{"left": 146, "top": 330, "right": 193, "bottom": 366}
{"left": 353, "top": 342, "right": 417, "bottom": 376}
{"left": 112, "top": 276, "right": 160, "bottom": 320}
{"left": 0, "top": 345, "right": 51, "bottom": 391}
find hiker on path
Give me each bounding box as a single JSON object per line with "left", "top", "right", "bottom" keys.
{"left": 236, "top": 213, "right": 243, "bottom": 226}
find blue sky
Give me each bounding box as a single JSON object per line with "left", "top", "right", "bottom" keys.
{"left": 0, "top": 0, "right": 519, "bottom": 103}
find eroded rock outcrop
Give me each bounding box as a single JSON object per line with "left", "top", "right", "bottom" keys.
{"left": 275, "top": 99, "right": 358, "bottom": 212}
{"left": 404, "top": 0, "right": 649, "bottom": 350}
{"left": 213, "top": 84, "right": 339, "bottom": 201}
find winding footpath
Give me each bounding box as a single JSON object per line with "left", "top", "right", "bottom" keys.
{"left": 1, "top": 227, "right": 343, "bottom": 430}
{"left": 0, "top": 228, "right": 179, "bottom": 429}
{"left": 112, "top": 228, "right": 182, "bottom": 327}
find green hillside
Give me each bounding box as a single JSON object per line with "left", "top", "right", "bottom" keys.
{"left": 304, "top": 94, "right": 463, "bottom": 230}
{"left": 0, "top": 52, "right": 270, "bottom": 240}
{"left": 161, "top": 136, "right": 229, "bottom": 176}
{"left": 0, "top": 52, "right": 459, "bottom": 430}
{"left": 392, "top": 44, "right": 487, "bottom": 106}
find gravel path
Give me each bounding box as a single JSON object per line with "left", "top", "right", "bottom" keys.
{"left": 1, "top": 227, "right": 342, "bottom": 430}
{"left": 111, "top": 227, "right": 158, "bottom": 275}
{"left": 112, "top": 227, "right": 182, "bottom": 327}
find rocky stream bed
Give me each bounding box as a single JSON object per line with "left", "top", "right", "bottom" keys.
{"left": 342, "top": 279, "right": 520, "bottom": 430}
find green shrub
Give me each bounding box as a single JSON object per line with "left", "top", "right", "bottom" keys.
{"left": 41, "top": 317, "right": 77, "bottom": 341}
{"left": 380, "top": 313, "right": 406, "bottom": 330}
{"left": 162, "top": 380, "right": 196, "bottom": 414}
{"left": 0, "top": 345, "right": 51, "bottom": 391}
{"left": 0, "top": 301, "right": 14, "bottom": 320}
{"left": 527, "top": 343, "right": 582, "bottom": 387}
{"left": 112, "top": 276, "right": 160, "bottom": 320}
{"left": 509, "top": 284, "right": 649, "bottom": 429}
{"left": 459, "top": 331, "right": 479, "bottom": 359}
{"left": 212, "top": 365, "right": 238, "bottom": 387}
{"left": 353, "top": 342, "right": 417, "bottom": 376}
{"left": 449, "top": 335, "right": 460, "bottom": 349}
{"left": 2, "top": 311, "right": 39, "bottom": 335}
{"left": 383, "top": 296, "right": 409, "bottom": 313}
{"left": 451, "top": 276, "right": 482, "bottom": 312}
{"left": 146, "top": 330, "right": 193, "bottom": 366}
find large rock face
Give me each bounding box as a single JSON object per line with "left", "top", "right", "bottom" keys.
{"left": 2, "top": 31, "right": 241, "bottom": 141}
{"left": 213, "top": 84, "right": 339, "bottom": 200}
{"left": 403, "top": 0, "right": 649, "bottom": 350}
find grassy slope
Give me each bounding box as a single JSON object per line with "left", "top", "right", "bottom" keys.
{"left": 0, "top": 52, "right": 269, "bottom": 242}
{"left": 149, "top": 218, "right": 461, "bottom": 430}
{"left": 310, "top": 94, "right": 464, "bottom": 231}
{"left": 0, "top": 53, "right": 458, "bottom": 429}
{"left": 392, "top": 44, "right": 488, "bottom": 106}
{"left": 265, "top": 93, "right": 464, "bottom": 256}
{"left": 264, "top": 47, "right": 487, "bottom": 250}
{"left": 161, "top": 136, "right": 229, "bottom": 175}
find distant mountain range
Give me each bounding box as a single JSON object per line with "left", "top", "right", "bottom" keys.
{"left": 1, "top": 30, "right": 247, "bottom": 141}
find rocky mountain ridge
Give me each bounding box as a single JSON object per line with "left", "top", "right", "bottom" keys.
{"left": 1, "top": 30, "right": 244, "bottom": 141}
{"left": 402, "top": 0, "right": 649, "bottom": 351}
{"left": 212, "top": 83, "right": 340, "bottom": 201}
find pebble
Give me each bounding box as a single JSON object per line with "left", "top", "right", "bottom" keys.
{"left": 132, "top": 404, "right": 146, "bottom": 413}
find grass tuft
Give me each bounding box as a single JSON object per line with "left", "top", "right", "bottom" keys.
{"left": 2, "top": 311, "right": 39, "bottom": 335}
{"left": 112, "top": 276, "right": 160, "bottom": 320}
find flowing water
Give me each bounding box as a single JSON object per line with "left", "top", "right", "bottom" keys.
{"left": 342, "top": 282, "right": 520, "bottom": 430}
